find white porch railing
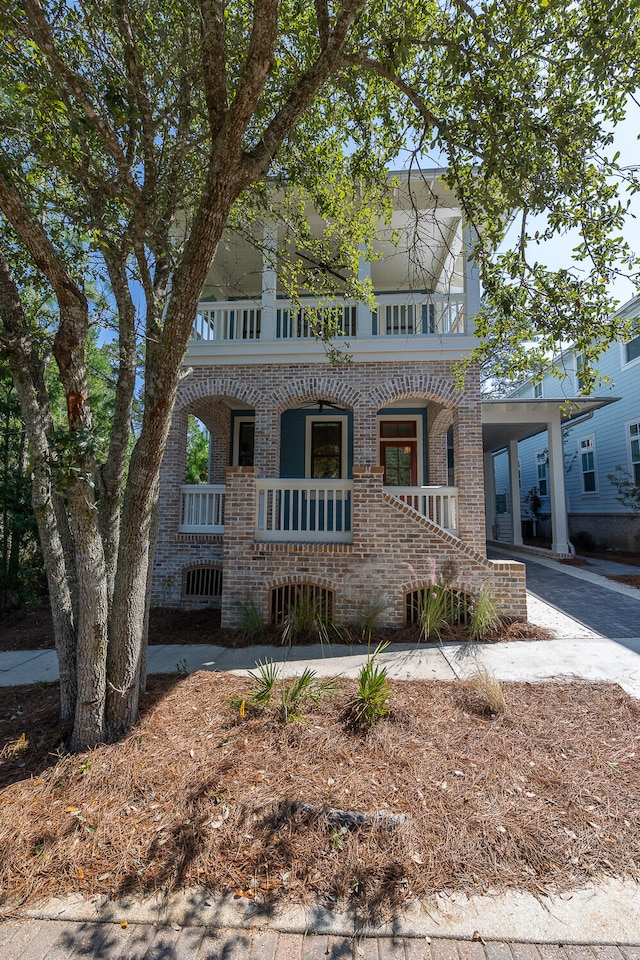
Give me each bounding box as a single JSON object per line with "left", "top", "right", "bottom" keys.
{"left": 277, "top": 302, "right": 357, "bottom": 339}
{"left": 373, "top": 294, "right": 465, "bottom": 337}
{"left": 255, "top": 479, "right": 353, "bottom": 542}
{"left": 192, "top": 294, "right": 465, "bottom": 341}
{"left": 193, "top": 304, "right": 261, "bottom": 342}
{"left": 385, "top": 485, "right": 459, "bottom": 534}
{"left": 180, "top": 484, "right": 225, "bottom": 533}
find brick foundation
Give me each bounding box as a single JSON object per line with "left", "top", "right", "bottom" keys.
{"left": 152, "top": 359, "right": 527, "bottom": 622}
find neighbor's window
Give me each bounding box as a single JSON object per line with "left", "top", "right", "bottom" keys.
{"left": 533, "top": 381, "right": 543, "bottom": 398}
{"left": 628, "top": 421, "right": 640, "bottom": 483}
{"left": 580, "top": 436, "right": 597, "bottom": 493}
{"left": 625, "top": 334, "right": 640, "bottom": 365}
{"left": 536, "top": 451, "right": 548, "bottom": 498}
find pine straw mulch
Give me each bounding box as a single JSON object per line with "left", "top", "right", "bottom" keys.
{"left": 606, "top": 574, "right": 640, "bottom": 590}
{"left": 2, "top": 672, "right": 639, "bottom": 920}
{"left": 0, "top": 606, "right": 552, "bottom": 652}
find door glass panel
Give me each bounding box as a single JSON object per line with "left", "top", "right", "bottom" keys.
{"left": 383, "top": 444, "right": 413, "bottom": 485}
{"left": 237, "top": 421, "right": 255, "bottom": 466}
{"left": 311, "top": 421, "right": 342, "bottom": 478}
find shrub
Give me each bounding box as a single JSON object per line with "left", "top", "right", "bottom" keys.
{"left": 343, "top": 642, "right": 392, "bottom": 731}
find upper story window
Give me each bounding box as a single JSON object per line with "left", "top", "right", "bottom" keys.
{"left": 536, "top": 451, "right": 548, "bottom": 497}
{"left": 579, "top": 435, "right": 597, "bottom": 493}
{"left": 533, "top": 381, "right": 543, "bottom": 398}
{"left": 628, "top": 421, "right": 640, "bottom": 483}
{"left": 625, "top": 334, "right": 640, "bottom": 366}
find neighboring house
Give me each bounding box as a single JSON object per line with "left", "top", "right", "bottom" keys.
{"left": 152, "top": 172, "right": 528, "bottom": 628}
{"left": 491, "top": 295, "right": 640, "bottom": 553}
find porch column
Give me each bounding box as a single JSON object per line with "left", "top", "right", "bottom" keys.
{"left": 453, "top": 386, "right": 485, "bottom": 554}
{"left": 261, "top": 220, "right": 277, "bottom": 341}
{"left": 462, "top": 223, "right": 480, "bottom": 335}
{"left": 547, "top": 412, "right": 570, "bottom": 554}
{"left": 508, "top": 439, "right": 523, "bottom": 547}
{"left": 483, "top": 451, "right": 496, "bottom": 541}
{"left": 254, "top": 405, "right": 279, "bottom": 477}
{"left": 427, "top": 405, "right": 452, "bottom": 485}
{"left": 353, "top": 400, "right": 377, "bottom": 466}
{"left": 356, "top": 245, "right": 372, "bottom": 338}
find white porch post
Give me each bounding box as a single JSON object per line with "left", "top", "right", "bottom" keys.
{"left": 508, "top": 439, "right": 523, "bottom": 547}
{"left": 484, "top": 451, "right": 496, "bottom": 540}
{"left": 547, "top": 413, "right": 570, "bottom": 554}
{"left": 462, "top": 223, "right": 481, "bottom": 335}
{"left": 261, "top": 220, "right": 277, "bottom": 341}
{"left": 356, "top": 245, "right": 372, "bottom": 338}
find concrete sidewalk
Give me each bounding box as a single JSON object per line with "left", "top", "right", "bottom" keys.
{"left": 3, "top": 552, "right": 639, "bottom": 696}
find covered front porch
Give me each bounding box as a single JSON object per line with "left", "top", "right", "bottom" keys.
{"left": 179, "top": 478, "right": 459, "bottom": 542}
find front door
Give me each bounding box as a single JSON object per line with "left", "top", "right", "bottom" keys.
{"left": 379, "top": 421, "right": 418, "bottom": 485}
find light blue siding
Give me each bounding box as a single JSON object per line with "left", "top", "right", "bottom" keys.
{"left": 515, "top": 336, "right": 640, "bottom": 517}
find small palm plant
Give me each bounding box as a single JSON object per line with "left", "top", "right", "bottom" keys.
{"left": 242, "top": 658, "right": 280, "bottom": 710}
{"left": 343, "top": 642, "right": 392, "bottom": 731}
{"left": 278, "top": 668, "right": 340, "bottom": 723}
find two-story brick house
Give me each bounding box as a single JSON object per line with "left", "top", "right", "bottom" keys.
{"left": 152, "top": 172, "right": 527, "bottom": 628}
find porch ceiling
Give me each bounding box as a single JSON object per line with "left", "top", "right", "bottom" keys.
{"left": 481, "top": 396, "right": 619, "bottom": 452}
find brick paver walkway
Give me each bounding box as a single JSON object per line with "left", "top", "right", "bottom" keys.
{"left": 1, "top": 920, "right": 640, "bottom": 960}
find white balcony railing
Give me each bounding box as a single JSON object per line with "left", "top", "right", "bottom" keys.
{"left": 193, "top": 304, "right": 261, "bottom": 342}
{"left": 384, "top": 486, "right": 459, "bottom": 535}
{"left": 192, "top": 294, "right": 465, "bottom": 342}
{"left": 373, "top": 295, "right": 465, "bottom": 337}
{"left": 277, "top": 302, "right": 357, "bottom": 339}
{"left": 179, "top": 484, "right": 225, "bottom": 533}
{"left": 255, "top": 479, "right": 353, "bottom": 543}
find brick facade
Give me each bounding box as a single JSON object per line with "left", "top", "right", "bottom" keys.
{"left": 152, "top": 358, "right": 527, "bottom": 624}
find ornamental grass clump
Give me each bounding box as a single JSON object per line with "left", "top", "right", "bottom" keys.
{"left": 419, "top": 583, "right": 453, "bottom": 641}
{"left": 468, "top": 585, "right": 503, "bottom": 641}
{"left": 461, "top": 665, "right": 507, "bottom": 717}
{"left": 280, "top": 594, "right": 330, "bottom": 646}
{"left": 237, "top": 598, "right": 267, "bottom": 642}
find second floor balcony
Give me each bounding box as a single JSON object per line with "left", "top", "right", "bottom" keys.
{"left": 188, "top": 292, "right": 477, "bottom": 364}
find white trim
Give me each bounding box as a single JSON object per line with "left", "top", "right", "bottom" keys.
{"left": 620, "top": 334, "right": 640, "bottom": 371}
{"left": 578, "top": 433, "right": 598, "bottom": 495}
{"left": 304, "top": 415, "right": 348, "bottom": 479}
{"left": 232, "top": 416, "right": 255, "bottom": 467}
{"left": 186, "top": 336, "right": 478, "bottom": 366}
{"left": 625, "top": 417, "right": 640, "bottom": 482}
{"left": 376, "top": 414, "right": 424, "bottom": 485}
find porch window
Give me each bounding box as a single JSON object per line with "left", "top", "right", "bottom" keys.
{"left": 580, "top": 436, "right": 597, "bottom": 493}
{"left": 310, "top": 421, "right": 343, "bottom": 479}
{"left": 628, "top": 421, "right": 640, "bottom": 483}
